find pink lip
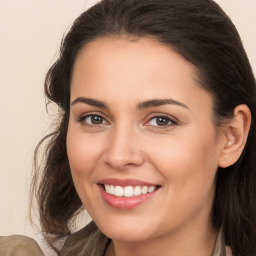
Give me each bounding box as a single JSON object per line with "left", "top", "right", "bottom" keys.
{"left": 97, "top": 178, "right": 160, "bottom": 210}
{"left": 98, "top": 178, "right": 157, "bottom": 187}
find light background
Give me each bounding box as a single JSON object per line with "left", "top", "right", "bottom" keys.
{"left": 0, "top": 0, "right": 255, "bottom": 255}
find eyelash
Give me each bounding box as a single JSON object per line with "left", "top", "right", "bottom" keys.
{"left": 145, "top": 114, "right": 178, "bottom": 128}
{"left": 78, "top": 112, "right": 108, "bottom": 128}
{"left": 78, "top": 113, "right": 178, "bottom": 129}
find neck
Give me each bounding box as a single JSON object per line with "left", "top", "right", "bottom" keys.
{"left": 106, "top": 222, "right": 218, "bottom": 256}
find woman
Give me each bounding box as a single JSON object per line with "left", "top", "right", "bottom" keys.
{"left": 1, "top": 0, "right": 255, "bottom": 255}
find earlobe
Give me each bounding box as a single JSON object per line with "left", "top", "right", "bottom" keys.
{"left": 218, "top": 104, "right": 251, "bottom": 168}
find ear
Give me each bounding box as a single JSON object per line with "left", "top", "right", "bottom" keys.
{"left": 218, "top": 104, "right": 251, "bottom": 168}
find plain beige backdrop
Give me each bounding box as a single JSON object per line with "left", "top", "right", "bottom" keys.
{"left": 0, "top": 0, "right": 255, "bottom": 255}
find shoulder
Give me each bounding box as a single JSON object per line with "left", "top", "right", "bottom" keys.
{"left": 0, "top": 235, "right": 44, "bottom": 256}
{"left": 60, "top": 221, "right": 110, "bottom": 256}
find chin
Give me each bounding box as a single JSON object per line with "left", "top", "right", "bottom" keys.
{"left": 104, "top": 228, "right": 151, "bottom": 242}
{"left": 95, "top": 216, "right": 156, "bottom": 242}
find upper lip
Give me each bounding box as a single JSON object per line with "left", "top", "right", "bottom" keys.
{"left": 98, "top": 178, "right": 159, "bottom": 187}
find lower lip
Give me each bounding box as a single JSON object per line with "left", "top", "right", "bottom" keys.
{"left": 98, "top": 185, "right": 158, "bottom": 210}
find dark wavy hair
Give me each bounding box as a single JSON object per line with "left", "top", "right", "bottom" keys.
{"left": 32, "top": 0, "right": 256, "bottom": 254}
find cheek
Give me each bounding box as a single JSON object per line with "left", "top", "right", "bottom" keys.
{"left": 146, "top": 130, "right": 219, "bottom": 191}
{"left": 148, "top": 134, "right": 219, "bottom": 222}
{"left": 66, "top": 128, "right": 104, "bottom": 181}
{"left": 66, "top": 128, "right": 107, "bottom": 211}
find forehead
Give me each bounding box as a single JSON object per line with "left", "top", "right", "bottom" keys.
{"left": 73, "top": 36, "right": 199, "bottom": 81}
{"left": 71, "top": 37, "right": 213, "bottom": 116}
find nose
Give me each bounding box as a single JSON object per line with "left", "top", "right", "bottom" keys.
{"left": 103, "top": 125, "right": 144, "bottom": 170}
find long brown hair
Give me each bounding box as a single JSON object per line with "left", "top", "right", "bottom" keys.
{"left": 32, "top": 0, "right": 256, "bottom": 254}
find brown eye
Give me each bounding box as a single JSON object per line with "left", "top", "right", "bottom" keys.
{"left": 155, "top": 117, "right": 170, "bottom": 126}
{"left": 90, "top": 115, "right": 104, "bottom": 124}
{"left": 81, "top": 114, "right": 107, "bottom": 126}
{"left": 146, "top": 115, "right": 177, "bottom": 127}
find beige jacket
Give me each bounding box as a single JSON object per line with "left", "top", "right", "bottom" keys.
{"left": 0, "top": 235, "right": 44, "bottom": 255}
{"left": 0, "top": 222, "right": 232, "bottom": 256}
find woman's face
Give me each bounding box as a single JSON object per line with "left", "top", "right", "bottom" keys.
{"left": 67, "top": 37, "right": 224, "bottom": 242}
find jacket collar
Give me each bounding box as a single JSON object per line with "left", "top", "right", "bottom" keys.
{"left": 212, "top": 227, "right": 226, "bottom": 256}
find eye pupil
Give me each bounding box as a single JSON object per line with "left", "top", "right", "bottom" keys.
{"left": 156, "top": 117, "right": 169, "bottom": 126}
{"left": 91, "top": 115, "right": 103, "bottom": 124}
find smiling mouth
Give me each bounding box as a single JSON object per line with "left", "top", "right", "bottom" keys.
{"left": 101, "top": 184, "right": 160, "bottom": 197}
{"left": 97, "top": 178, "right": 161, "bottom": 209}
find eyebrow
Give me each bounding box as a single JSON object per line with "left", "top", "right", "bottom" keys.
{"left": 71, "top": 97, "right": 107, "bottom": 108}
{"left": 71, "top": 97, "right": 189, "bottom": 110}
{"left": 136, "top": 99, "right": 189, "bottom": 110}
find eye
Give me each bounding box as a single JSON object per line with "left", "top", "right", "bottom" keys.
{"left": 80, "top": 114, "right": 108, "bottom": 127}
{"left": 145, "top": 115, "right": 177, "bottom": 127}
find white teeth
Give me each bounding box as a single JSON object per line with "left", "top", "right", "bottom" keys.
{"left": 110, "top": 185, "right": 115, "bottom": 195}
{"left": 114, "top": 186, "right": 124, "bottom": 197}
{"left": 103, "top": 184, "right": 157, "bottom": 197}
{"left": 105, "top": 184, "right": 110, "bottom": 193}
{"left": 148, "top": 186, "right": 155, "bottom": 193}
{"left": 123, "top": 186, "right": 133, "bottom": 197}
{"left": 141, "top": 186, "right": 148, "bottom": 194}
{"left": 134, "top": 186, "right": 141, "bottom": 196}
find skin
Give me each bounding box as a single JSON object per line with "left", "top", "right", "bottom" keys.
{"left": 66, "top": 37, "right": 234, "bottom": 256}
